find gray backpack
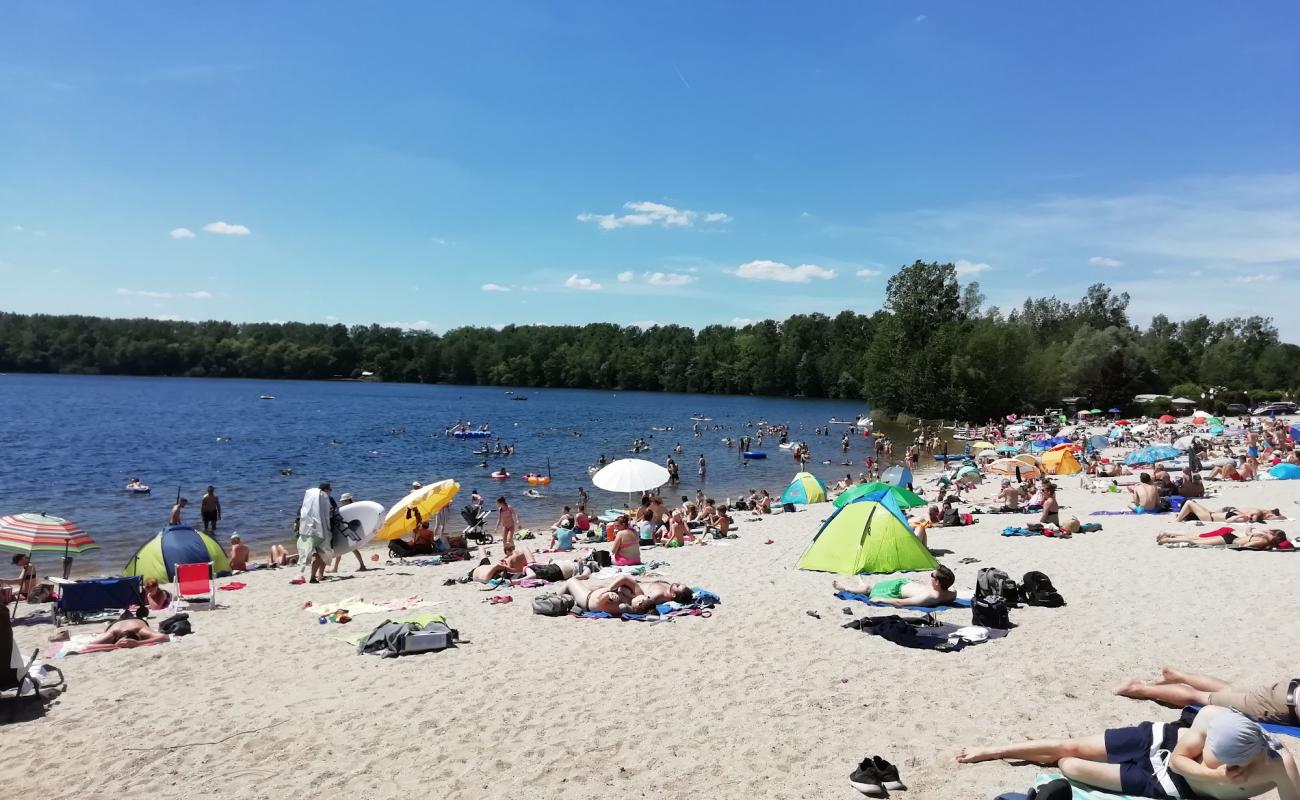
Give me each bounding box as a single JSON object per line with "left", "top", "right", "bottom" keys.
{"left": 532, "top": 594, "right": 576, "bottom": 617}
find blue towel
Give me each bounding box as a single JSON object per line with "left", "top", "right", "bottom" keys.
{"left": 691, "top": 588, "right": 721, "bottom": 606}
{"left": 835, "top": 590, "right": 970, "bottom": 612}
{"left": 1002, "top": 526, "right": 1040, "bottom": 537}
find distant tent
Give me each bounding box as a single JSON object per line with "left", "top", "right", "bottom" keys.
{"left": 779, "top": 472, "right": 828, "bottom": 505}
{"left": 881, "top": 465, "right": 914, "bottom": 488}
{"left": 1270, "top": 463, "right": 1300, "bottom": 480}
{"left": 833, "top": 482, "right": 926, "bottom": 510}
{"left": 796, "top": 501, "right": 937, "bottom": 575}
{"left": 123, "top": 525, "right": 230, "bottom": 584}
{"left": 1041, "top": 449, "right": 1083, "bottom": 475}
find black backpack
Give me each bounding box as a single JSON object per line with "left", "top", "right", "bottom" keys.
{"left": 1021, "top": 571, "right": 1065, "bottom": 607}
{"left": 972, "top": 568, "right": 1014, "bottom": 630}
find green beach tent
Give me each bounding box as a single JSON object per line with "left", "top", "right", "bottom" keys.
{"left": 832, "top": 481, "right": 926, "bottom": 510}
{"left": 123, "top": 525, "right": 231, "bottom": 583}
{"left": 796, "top": 501, "right": 937, "bottom": 575}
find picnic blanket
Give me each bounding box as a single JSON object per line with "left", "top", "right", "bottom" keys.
{"left": 835, "top": 590, "right": 970, "bottom": 613}
{"left": 576, "top": 587, "right": 720, "bottom": 622}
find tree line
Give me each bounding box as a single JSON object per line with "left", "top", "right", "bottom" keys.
{"left": 2, "top": 261, "right": 1296, "bottom": 420}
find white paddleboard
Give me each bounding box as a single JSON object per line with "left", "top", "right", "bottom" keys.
{"left": 337, "top": 500, "right": 385, "bottom": 554}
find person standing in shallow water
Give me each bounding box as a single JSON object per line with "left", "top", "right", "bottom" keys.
{"left": 200, "top": 486, "right": 221, "bottom": 535}
{"left": 698, "top": 454, "right": 706, "bottom": 481}
{"left": 170, "top": 497, "right": 188, "bottom": 525}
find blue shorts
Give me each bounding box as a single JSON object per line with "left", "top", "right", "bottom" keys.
{"left": 1248, "top": 446, "right": 1259, "bottom": 459}
{"left": 1104, "top": 722, "right": 1194, "bottom": 799}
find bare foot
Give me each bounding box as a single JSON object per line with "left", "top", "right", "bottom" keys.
{"left": 956, "top": 746, "right": 999, "bottom": 764}
{"left": 832, "top": 580, "right": 848, "bottom": 592}
{"left": 48, "top": 629, "right": 70, "bottom": 643}
{"left": 1114, "top": 678, "right": 1144, "bottom": 696}
{"left": 1157, "top": 666, "right": 1184, "bottom": 685}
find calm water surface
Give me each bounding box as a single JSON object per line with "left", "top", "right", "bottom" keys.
{"left": 0, "top": 375, "right": 911, "bottom": 573}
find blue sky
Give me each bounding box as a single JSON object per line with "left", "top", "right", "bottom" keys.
{"left": 2, "top": 3, "right": 1299, "bottom": 335}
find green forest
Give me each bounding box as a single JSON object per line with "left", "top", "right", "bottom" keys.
{"left": 2, "top": 261, "right": 1296, "bottom": 420}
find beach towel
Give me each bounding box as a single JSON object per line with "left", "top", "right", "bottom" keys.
{"left": 1028, "top": 771, "right": 1148, "bottom": 799}
{"left": 307, "top": 595, "right": 441, "bottom": 617}
{"left": 218, "top": 582, "right": 246, "bottom": 591}
{"left": 1001, "top": 527, "right": 1040, "bottom": 537}
{"left": 842, "top": 615, "right": 1004, "bottom": 651}
{"left": 1089, "top": 510, "right": 1166, "bottom": 516}
{"left": 46, "top": 635, "right": 171, "bottom": 659}
{"left": 835, "top": 590, "right": 970, "bottom": 613}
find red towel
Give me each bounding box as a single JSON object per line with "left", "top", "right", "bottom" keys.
{"left": 1200, "top": 527, "right": 1234, "bottom": 538}
{"left": 218, "top": 582, "right": 246, "bottom": 591}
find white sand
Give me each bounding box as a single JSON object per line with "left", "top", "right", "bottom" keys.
{"left": 7, "top": 474, "right": 1298, "bottom": 800}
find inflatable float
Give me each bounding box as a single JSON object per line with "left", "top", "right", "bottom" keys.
{"left": 453, "top": 430, "right": 492, "bottom": 439}
{"left": 523, "top": 474, "right": 551, "bottom": 485}
{"left": 125, "top": 484, "right": 151, "bottom": 494}
{"left": 741, "top": 451, "right": 766, "bottom": 460}
{"left": 490, "top": 470, "right": 510, "bottom": 480}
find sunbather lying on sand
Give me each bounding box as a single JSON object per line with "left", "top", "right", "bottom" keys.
{"left": 86, "top": 618, "right": 171, "bottom": 648}
{"left": 511, "top": 559, "right": 590, "bottom": 584}
{"left": 832, "top": 565, "right": 956, "bottom": 607}
{"left": 1176, "top": 500, "right": 1283, "bottom": 524}
{"left": 559, "top": 575, "right": 638, "bottom": 615}
{"left": 956, "top": 706, "right": 1298, "bottom": 800}
{"left": 627, "top": 579, "right": 695, "bottom": 613}
{"left": 1115, "top": 666, "right": 1300, "bottom": 726}
{"left": 1156, "top": 527, "right": 1290, "bottom": 549}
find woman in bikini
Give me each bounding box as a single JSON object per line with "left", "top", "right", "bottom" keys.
{"left": 1156, "top": 527, "right": 1290, "bottom": 549}
{"left": 560, "top": 575, "right": 635, "bottom": 615}
{"left": 610, "top": 517, "right": 641, "bottom": 566}
{"left": 1176, "top": 500, "right": 1282, "bottom": 524}
{"left": 142, "top": 577, "right": 172, "bottom": 610}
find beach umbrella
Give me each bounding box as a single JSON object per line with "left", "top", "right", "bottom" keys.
{"left": 374, "top": 479, "right": 460, "bottom": 542}
{"left": 955, "top": 464, "right": 980, "bottom": 479}
{"left": 592, "top": 459, "right": 670, "bottom": 494}
{"left": 1089, "top": 409, "right": 1103, "bottom": 415}
{"left": 1086, "top": 435, "right": 1110, "bottom": 452}
{"left": 1208, "top": 425, "right": 1225, "bottom": 436}
{"left": 1108, "top": 408, "right": 1122, "bottom": 414}
{"left": 969, "top": 441, "right": 995, "bottom": 450}
{"left": 833, "top": 481, "right": 926, "bottom": 509}
{"left": 1014, "top": 453, "right": 1041, "bottom": 466}
{"left": 1158, "top": 414, "right": 1176, "bottom": 424}
{"left": 1114, "top": 419, "right": 1131, "bottom": 426}
{"left": 986, "top": 458, "right": 1042, "bottom": 480}
{"left": 1173, "top": 435, "right": 1202, "bottom": 451}
{"left": 995, "top": 443, "right": 1019, "bottom": 454}
{"left": 0, "top": 513, "right": 98, "bottom": 558}
{"left": 1125, "top": 446, "right": 1181, "bottom": 465}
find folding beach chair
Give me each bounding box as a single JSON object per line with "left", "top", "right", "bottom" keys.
{"left": 173, "top": 562, "right": 222, "bottom": 610}
{"left": 1, "top": 604, "right": 63, "bottom": 719}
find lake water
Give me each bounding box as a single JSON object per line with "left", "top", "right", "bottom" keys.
{"left": 0, "top": 374, "right": 907, "bottom": 573}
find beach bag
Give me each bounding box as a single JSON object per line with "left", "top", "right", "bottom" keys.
{"left": 971, "top": 596, "right": 1010, "bottom": 629}
{"left": 591, "top": 549, "right": 612, "bottom": 569}
{"left": 532, "top": 594, "right": 575, "bottom": 617}
{"left": 1021, "top": 571, "right": 1065, "bottom": 608}
{"left": 976, "top": 567, "right": 1019, "bottom": 606}
{"left": 158, "top": 613, "right": 192, "bottom": 636}
{"left": 942, "top": 505, "right": 962, "bottom": 526}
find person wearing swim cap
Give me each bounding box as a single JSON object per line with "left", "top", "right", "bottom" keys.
{"left": 956, "top": 706, "right": 1299, "bottom": 799}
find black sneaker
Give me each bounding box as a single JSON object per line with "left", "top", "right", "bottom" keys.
{"left": 849, "top": 758, "right": 887, "bottom": 797}
{"left": 872, "top": 756, "right": 906, "bottom": 791}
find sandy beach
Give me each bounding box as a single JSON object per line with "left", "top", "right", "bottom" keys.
{"left": 6, "top": 470, "right": 1297, "bottom": 800}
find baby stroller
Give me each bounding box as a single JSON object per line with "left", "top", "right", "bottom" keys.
{"left": 461, "top": 504, "right": 494, "bottom": 545}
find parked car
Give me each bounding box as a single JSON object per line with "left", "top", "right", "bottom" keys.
{"left": 1225, "top": 403, "right": 1249, "bottom": 415}
{"left": 1251, "top": 401, "right": 1298, "bottom": 415}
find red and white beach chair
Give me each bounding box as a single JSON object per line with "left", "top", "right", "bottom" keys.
{"left": 172, "top": 562, "right": 223, "bottom": 610}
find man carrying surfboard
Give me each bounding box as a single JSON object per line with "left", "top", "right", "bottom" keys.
{"left": 329, "top": 492, "right": 370, "bottom": 573}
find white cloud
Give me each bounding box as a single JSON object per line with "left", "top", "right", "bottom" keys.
{"left": 577, "top": 201, "right": 730, "bottom": 230}
{"left": 9, "top": 225, "right": 23, "bottom": 232}
{"left": 954, "top": 259, "right": 992, "bottom": 276}
{"left": 644, "top": 271, "right": 696, "bottom": 287}
{"left": 381, "top": 320, "right": 435, "bottom": 331}
{"left": 1234, "top": 273, "right": 1275, "bottom": 283}
{"left": 1027, "top": 267, "right": 1047, "bottom": 276}
{"left": 480, "top": 283, "right": 510, "bottom": 292}
{"left": 169, "top": 227, "right": 196, "bottom": 239}
{"left": 856, "top": 268, "right": 882, "bottom": 279}
{"left": 733, "top": 260, "right": 836, "bottom": 283}
{"left": 729, "top": 317, "right": 755, "bottom": 327}
{"left": 1089, "top": 255, "right": 1122, "bottom": 267}
{"left": 432, "top": 237, "right": 448, "bottom": 245}
{"left": 325, "top": 315, "right": 339, "bottom": 322}
{"left": 617, "top": 271, "right": 635, "bottom": 283}
{"left": 914, "top": 14, "right": 927, "bottom": 22}
{"left": 203, "top": 221, "right": 251, "bottom": 236}
{"left": 117, "top": 288, "right": 213, "bottom": 300}
{"left": 564, "top": 274, "right": 602, "bottom": 291}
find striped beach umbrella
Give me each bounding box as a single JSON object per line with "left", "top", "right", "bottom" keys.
{"left": 0, "top": 513, "right": 99, "bottom": 557}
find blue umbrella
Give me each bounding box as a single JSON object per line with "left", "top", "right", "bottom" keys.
{"left": 1108, "top": 407, "right": 1122, "bottom": 414}
{"left": 995, "top": 444, "right": 1019, "bottom": 454}
{"left": 1270, "top": 463, "right": 1300, "bottom": 480}
{"left": 1125, "top": 446, "right": 1181, "bottom": 465}
{"left": 1087, "top": 435, "right": 1110, "bottom": 452}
